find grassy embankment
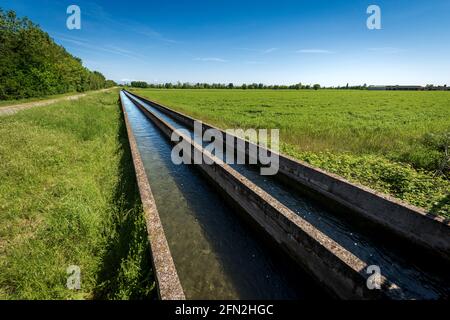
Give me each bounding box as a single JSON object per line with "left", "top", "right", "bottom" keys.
{"left": 0, "top": 89, "right": 155, "bottom": 299}
{"left": 0, "top": 88, "right": 117, "bottom": 108}
{"left": 131, "top": 88, "right": 450, "bottom": 217}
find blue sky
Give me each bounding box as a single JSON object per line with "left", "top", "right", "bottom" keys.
{"left": 2, "top": 0, "right": 450, "bottom": 86}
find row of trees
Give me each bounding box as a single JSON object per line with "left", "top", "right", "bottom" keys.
{"left": 129, "top": 82, "right": 324, "bottom": 90}
{"left": 0, "top": 9, "right": 116, "bottom": 100}
{"left": 129, "top": 82, "right": 372, "bottom": 90}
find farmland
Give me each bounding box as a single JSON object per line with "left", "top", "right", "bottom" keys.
{"left": 130, "top": 88, "right": 450, "bottom": 217}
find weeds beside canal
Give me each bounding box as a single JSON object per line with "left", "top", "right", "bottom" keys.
{"left": 0, "top": 90, "right": 155, "bottom": 299}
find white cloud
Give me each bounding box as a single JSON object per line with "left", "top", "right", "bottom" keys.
{"left": 137, "top": 26, "right": 180, "bottom": 44}
{"left": 244, "top": 61, "right": 266, "bottom": 65}
{"left": 53, "top": 34, "right": 146, "bottom": 61}
{"left": 297, "top": 49, "right": 334, "bottom": 54}
{"left": 262, "top": 47, "right": 278, "bottom": 54}
{"left": 367, "top": 47, "right": 403, "bottom": 54}
{"left": 194, "top": 57, "right": 227, "bottom": 62}
{"left": 237, "top": 47, "right": 279, "bottom": 54}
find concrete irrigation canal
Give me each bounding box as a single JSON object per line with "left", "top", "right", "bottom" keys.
{"left": 119, "top": 90, "right": 450, "bottom": 300}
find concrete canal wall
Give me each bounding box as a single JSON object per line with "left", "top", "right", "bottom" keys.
{"left": 119, "top": 93, "right": 185, "bottom": 300}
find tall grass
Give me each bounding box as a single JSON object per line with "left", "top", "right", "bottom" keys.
{"left": 0, "top": 90, "right": 155, "bottom": 299}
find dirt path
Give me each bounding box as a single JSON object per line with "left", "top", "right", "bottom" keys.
{"left": 0, "top": 88, "right": 115, "bottom": 116}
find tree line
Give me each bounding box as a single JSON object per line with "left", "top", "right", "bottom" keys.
{"left": 0, "top": 9, "right": 116, "bottom": 100}
{"left": 129, "top": 81, "right": 372, "bottom": 90}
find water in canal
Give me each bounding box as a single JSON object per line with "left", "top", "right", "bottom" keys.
{"left": 124, "top": 91, "right": 450, "bottom": 300}
{"left": 121, "top": 91, "right": 326, "bottom": 299}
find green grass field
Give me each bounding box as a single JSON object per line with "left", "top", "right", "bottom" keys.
{"left": 130, "top": 88, "right": 450, "bottom": 217}
{"left": 0, "top": 89, "right": 155, "bottom": 299}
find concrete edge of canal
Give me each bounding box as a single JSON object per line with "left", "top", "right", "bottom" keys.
{"left": 119, "top": 92, "right": 186, "bottom": 300}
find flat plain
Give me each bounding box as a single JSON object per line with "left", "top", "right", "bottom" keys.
{"left": 131, "top": 88, "right": 450, "bottom": 217}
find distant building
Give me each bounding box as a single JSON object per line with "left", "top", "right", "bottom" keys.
{"left": 368, "top": 85, "right": 449, "bottom": 91}
{"left": 433, "top": 86, "right": 450, "bottom": 91}
{"left": 387, "top": 85, "right": 424, "bottom": 91}
{"left": 367, "top": 85, "right": 387, "bottom": 90}
{"left": 368, "top": 85, "right": 424, "bottom": 91}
